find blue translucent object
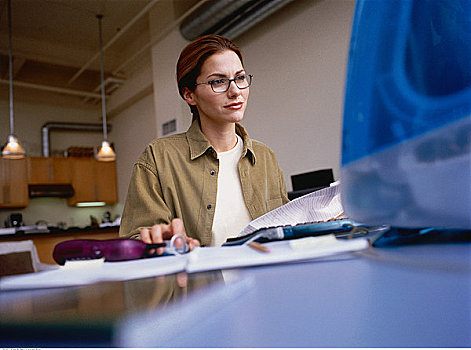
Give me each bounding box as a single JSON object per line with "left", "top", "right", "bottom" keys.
{"left": 341, "top": 0, "right": 471, "bottom": 228}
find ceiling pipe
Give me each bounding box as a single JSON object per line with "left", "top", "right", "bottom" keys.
{"left": 180, "top": 0, "right": 243, "bottom": 41}
{"left": 41, "top": 122, "right": 112, "bottom": 157}
{"left": 65, "top": 0, "right": 161, "bottom": 87}
{"left": 114, "top": 0, "right": 292, "bottom": 74}
{"left": 0, "top": 79, "right": 103, "bottom": 99}
{"left": 180, "top": 0, "right": 295, "bottom": 41}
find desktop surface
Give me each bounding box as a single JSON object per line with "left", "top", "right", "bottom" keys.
{"left": 0, "top": 242, "right": 470, "bottom": 347}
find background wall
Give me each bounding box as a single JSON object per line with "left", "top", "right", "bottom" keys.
{"left": 133, "top": 0, "right": 355, "bottom": 193}
{"left": 0, "top": 0, "right": 355, "bottom": 228}
{"left": 238, "top": 0, "right": 354, "bottom": 184}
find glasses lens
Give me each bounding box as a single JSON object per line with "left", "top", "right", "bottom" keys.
{"left": 211, "top": 79, "right": 229, "bottom": 93}
{"left": 235, "top": 74, "right": 252, "bottom": 89}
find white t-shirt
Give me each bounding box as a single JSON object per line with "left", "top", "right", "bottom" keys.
{"left": 211, "top": 134, "right": 252, "bottom": 246}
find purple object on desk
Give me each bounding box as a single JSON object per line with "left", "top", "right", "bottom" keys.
{"left": 52, "top": 239, "right": 163, "bottom": 265}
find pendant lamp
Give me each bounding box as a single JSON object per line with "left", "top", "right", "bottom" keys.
{"left": 96, "top": 14, "right": 116, "bottom": 162}
{"left": 2, "top": 0, "right": 25, "bottom": 159}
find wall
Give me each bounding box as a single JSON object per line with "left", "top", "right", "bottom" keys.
{"left": 119, "top": 0, "right": 355, "bottom": 194}
{"left": 0, "top": 99, "right": 103, "bottom": 157}
{"left": 112, "top": 92, "right": 156, "bottom": 216}
{"left": 237, "top": 0, "right": 355, "bottom": 186}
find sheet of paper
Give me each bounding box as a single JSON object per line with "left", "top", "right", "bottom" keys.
{"left": 0, "top": 254, "right": 187, "bottom": 290}
{"left": 239, "top": 181, "right": 344, "bottom": 236}
{"left": 0, "top": 182, "right": 358, "bottom": 291}
{"left": 0, "top": 237, "right": 369, "bottom": 290}
{"left": 186, "top": 237, "right": 369, "bottom": 273}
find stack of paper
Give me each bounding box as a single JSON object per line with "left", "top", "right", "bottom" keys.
{"left": 239, "top": 181, "right": 344, "bottom": 236}
{"left": 0, "top": 236, "right": 368, "bottom": 290}
{"left": 0, "top": 184, "right": 366, "bottom": 290}
{"left": 186, "top": 236, "right": 368, "bottom": 273}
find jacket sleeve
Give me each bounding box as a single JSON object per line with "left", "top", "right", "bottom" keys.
{"left": 279, "top": 165, "right": 290, "bottom": 205}
{"left": 119, "top": 151, "right": 173, "bottom": 239}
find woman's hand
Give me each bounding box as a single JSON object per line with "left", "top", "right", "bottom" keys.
{"left": 139, "top": 218, "right": 200, "bottom": 255}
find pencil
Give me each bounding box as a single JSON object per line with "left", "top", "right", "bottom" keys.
{"left": 248, "top": 241, "right": 271, "bottom": 253}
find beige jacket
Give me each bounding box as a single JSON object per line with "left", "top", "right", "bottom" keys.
{"left": 119, "top": 120, "right": 289, "bottom": 246}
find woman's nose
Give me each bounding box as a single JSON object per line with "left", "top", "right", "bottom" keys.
{"left": 227, "top": 80, "right": 241, "bottom": 97}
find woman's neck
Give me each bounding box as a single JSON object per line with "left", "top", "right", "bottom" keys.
{"left": 200, "top": 121, "right": 238, "bottom": 153}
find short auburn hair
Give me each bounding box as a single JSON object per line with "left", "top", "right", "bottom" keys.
{"left": 176, "top": 34, "right": 244, "bottom": 120}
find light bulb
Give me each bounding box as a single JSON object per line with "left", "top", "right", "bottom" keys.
{"left": 96, "top": 140, "right": 116, "bottom": 162}
{"left": 2, "top": 134, "right": 25, "bottom": 159}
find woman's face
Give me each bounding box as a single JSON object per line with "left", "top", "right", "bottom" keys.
{"left": 184, "top": 50, "right": 250, "bottom": 127}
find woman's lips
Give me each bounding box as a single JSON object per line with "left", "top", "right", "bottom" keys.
{"left": 224, "top": 102, "right": 244, "bottom": 110}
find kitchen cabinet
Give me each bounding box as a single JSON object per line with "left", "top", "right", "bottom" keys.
{"left": 0, "top": 158, "right": 28, "bottom": 208}
{"left": 94, "top": 161, "right": 118, "bottom": 203}
{"left": 27, "top": 157, "right": 71, "bottom": 184}
{"left": 67, "top": 158, "right": 117, "bottom": 205}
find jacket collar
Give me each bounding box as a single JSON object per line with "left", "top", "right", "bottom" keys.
{"left": 186, "top": 119, "right": 256, "bottom": 164}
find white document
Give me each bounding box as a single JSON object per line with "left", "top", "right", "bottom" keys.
{"left": 186, "top": 236, "right": 369, "bottom": 273}
{"left": 239, "top": 181, "right": 344, "bottom": 236}
{"left": 0, "top": 236, "right": 369, "bottom": 290}
{"left": 0, "top": 254, "right": 187, "bottom": 290}
{"left": 0, "top": 183, "right": 358, "bottom": 291}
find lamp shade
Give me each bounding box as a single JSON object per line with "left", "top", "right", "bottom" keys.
{"left": 2, "top": 134, "right": 25, "bottom": 159}
{"left": 96, "top": 140, "right": 116, "bottom": 162}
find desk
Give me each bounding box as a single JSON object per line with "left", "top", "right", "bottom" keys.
{"left": 0, "top": 242, "right": 470, "bottom": 347}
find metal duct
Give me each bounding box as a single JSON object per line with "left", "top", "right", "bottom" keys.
{"left": 180, "top": 0, "right": 294, "bottom": 41}
{"left": 41, "top": 122, "right": 111, "bottom": 157}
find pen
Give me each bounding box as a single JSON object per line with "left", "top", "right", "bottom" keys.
{"left": 247, "top": 241, "right": 270, "bottom": 253}
{"left": 224, "top": 219, "right": 356, "bottom": 246}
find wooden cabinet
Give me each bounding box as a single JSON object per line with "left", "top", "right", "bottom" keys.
{"left": 94, "top": 161, "right": 118, "bottom": 203}
{"left": 0, "top": 158, "right": 28, "bottom": 208}
{"left": 67, "top": 158, "right": 117, "bottom": 206}
{"left": 1, "top": 157, "right": 117, "bottom": 207}
{"left": 27, "top": 157, "right": 71, "bottom": 184}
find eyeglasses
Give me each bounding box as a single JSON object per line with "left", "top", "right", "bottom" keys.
{"left": 195, "top": 74, "right": 253, "bottom": 93}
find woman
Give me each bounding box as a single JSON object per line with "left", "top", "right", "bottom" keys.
{"left": 119, "top": 34, "right": 289, "bottom": 251}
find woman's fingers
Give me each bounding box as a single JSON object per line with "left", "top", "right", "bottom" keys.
{"left": 188, "top": 237, "right": 200, "bottom": 250}
{"left": 169, "top": 218, "right": 201, "bottom": 251}
{"left": 150, "top": 224, "right": 166, "bottom": 254}
{"left": 139, "top": 219, "right": 201, "bottom": 255}
{"left": 169, "top": 218, "right": 185, "bottom": 248}
{"left": 140, "top": 224, "right": 166, "bottom": 255}
{"left": 140, "top": 227, "right": 152, "bottom": 244}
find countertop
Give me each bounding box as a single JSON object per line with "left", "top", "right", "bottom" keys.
{"left": 0, "top": 225, "right": 120, "bottom": 239}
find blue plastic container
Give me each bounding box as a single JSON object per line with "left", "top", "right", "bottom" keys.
{"left": 341, "top": 0, "right": 471, "bottom": 229}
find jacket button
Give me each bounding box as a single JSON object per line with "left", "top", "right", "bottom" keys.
{"left": 207, "top": 204, "right": 212, "bottom": 210}
{"left": 210, "top": 170, "right": 215, "bottom": 176}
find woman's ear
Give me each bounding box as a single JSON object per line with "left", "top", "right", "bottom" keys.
{"left": 182, "top": 87, "right": 196, "bottom": 106}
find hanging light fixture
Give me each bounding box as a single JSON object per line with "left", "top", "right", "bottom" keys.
{"left": 96, "top": 14, "right": 116, "bottom": 162}
{"left": 2, "top": 0, "right": 25, "bottom": 159}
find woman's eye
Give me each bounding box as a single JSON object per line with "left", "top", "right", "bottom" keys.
{"left": 211, "top": 79, "right": 227, "bottom": 87}
{"left": 235, "top": 75, "right": 247, "bottom": 82}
